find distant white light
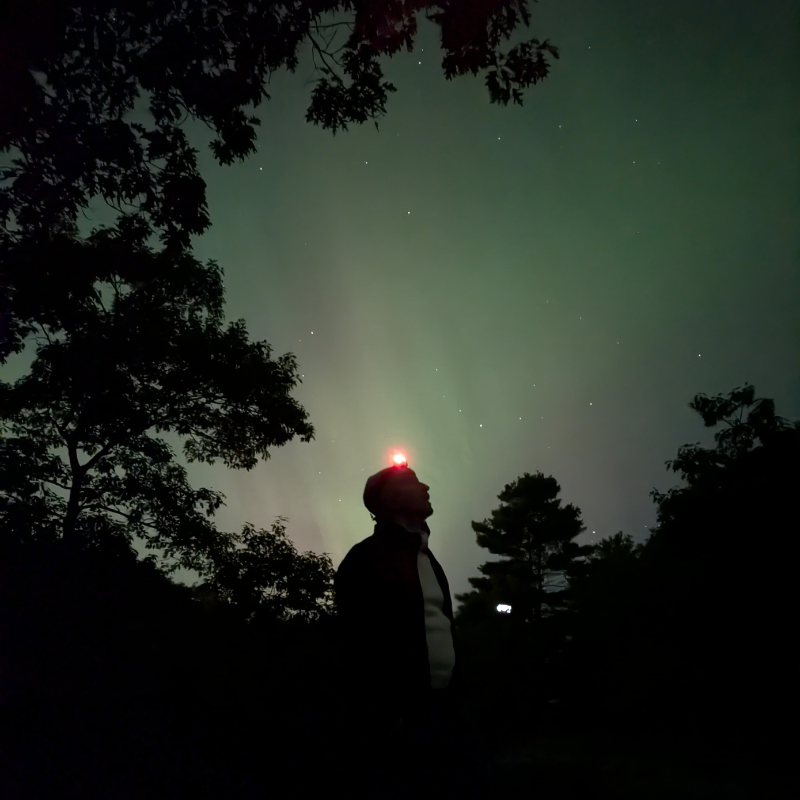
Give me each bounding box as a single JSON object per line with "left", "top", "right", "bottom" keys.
{"left": 497, "top": 604, "right": 512, "bottom": 614}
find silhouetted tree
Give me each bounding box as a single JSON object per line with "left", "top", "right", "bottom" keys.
{"left": 0, "top": 227, "right": 329, "bottom": 592}
{"left": 563, "top": 532, "right": 643, "bottom": 643}
{"left": 456, "top": 471, "right": 588, "bottom": 627}
{"left": 641, "top": 383, "right": 799, "bottom": 760}
{"left": 198, "top": 517, "right": 335, "bottom": 624}
{"left": 452, "top": 472, "right": 588, "bottom": 741}
{"left": 0, "top": 516, "right": 337, "bottom": 800}
{"left": 0, "top": 0, "right": 559, "bottom": 257}
{"left": 551, "top": 532, "right": 652, "bottom": 724}
{"left": 0, "top": 268, "right": 335, "bottom": 788}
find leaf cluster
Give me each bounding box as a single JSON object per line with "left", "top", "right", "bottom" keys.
{"left": 649, "top": 382, "right": 798, "bottom": 532}
{"left": 1, "top": 0, "right": 558, "bottom": 248}
{"left": 198, "top": 517, "right": 335, "bottom": 624}
{"left": 0, "top": 228, "right": 314, "bottom": 576}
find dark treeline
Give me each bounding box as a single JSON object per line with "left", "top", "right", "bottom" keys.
{"left": 3, "top": 384, "right": 797, "bottom": 799}
{"left": 452, "top": 385, "right": 799, "bottom": 798}
{"left": 1, "top": 2, "right": 798, "bottom": 798}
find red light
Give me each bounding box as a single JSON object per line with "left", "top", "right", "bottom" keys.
{"left": 392, "top": 452, "right": 407, "bottom": 467}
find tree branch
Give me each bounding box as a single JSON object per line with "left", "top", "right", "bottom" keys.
{"left": 308, "top": 32, "right": 342, "bottom": 78}
{"left": 83, "top": 502, "right": 158, "bottom": 530}
{"left": 82, "top": 437, "right": 119, "bottom": 471}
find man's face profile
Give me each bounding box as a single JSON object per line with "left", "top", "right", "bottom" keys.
{"left": 380, "top": 468, "right": 433, "bottom": 519}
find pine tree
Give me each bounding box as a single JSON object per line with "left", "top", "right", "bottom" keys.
{"left": 456, "top": 471, "right": 589, "bottom": 627}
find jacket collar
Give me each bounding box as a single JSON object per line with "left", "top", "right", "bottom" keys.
{"left": 374, "top": 518, "right": 430, "bottom": 549}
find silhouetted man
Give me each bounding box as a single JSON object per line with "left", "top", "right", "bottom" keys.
{"left": 334, "top": 460, "right": 486, "bottom": 799}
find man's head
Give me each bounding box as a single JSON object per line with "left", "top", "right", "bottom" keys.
{"left": 363, "top": 466, "right": 432, "bottom": 523}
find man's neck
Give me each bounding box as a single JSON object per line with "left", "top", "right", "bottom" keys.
{"left": 389, "top": 514, "right": 427, "bottom": 534}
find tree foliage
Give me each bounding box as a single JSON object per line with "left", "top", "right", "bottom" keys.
{"left": 0, "top": 224, "right": 326, "bottom": 606}
{"left": 199, "top": 517, "right": 335, "bottom": 624}
{"left": 0, "top": 0, "right": 559, "bottom": 256}
{"left": 564, "top": 531, "right": 643, "bottom": 642}
{"left": 456, "top": 471, "right": 588, "bottom": 627}
{"left": 644, "top": 382, "right": 799, "bottom": 622}
{"left": 557, "top": 385, "right": 800, "bottom": 755}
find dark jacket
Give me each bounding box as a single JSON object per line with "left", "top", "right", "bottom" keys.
{"left": 334, "top": 519, "right": 461, "bottom": 724}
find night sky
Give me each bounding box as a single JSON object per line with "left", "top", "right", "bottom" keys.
{"left": 40, "top": 1, "right": 800, "bottom": 600}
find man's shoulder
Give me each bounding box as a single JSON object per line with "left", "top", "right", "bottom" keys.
{"left": 337, "top": 533, "right": 378, "bottom": 570}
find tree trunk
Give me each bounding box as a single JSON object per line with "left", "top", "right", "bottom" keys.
{"left": 63, "top": 444, "right": 85, "bottom": 543}
{"left": 535, "top": 548, "right": 543, "bottom": 624}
